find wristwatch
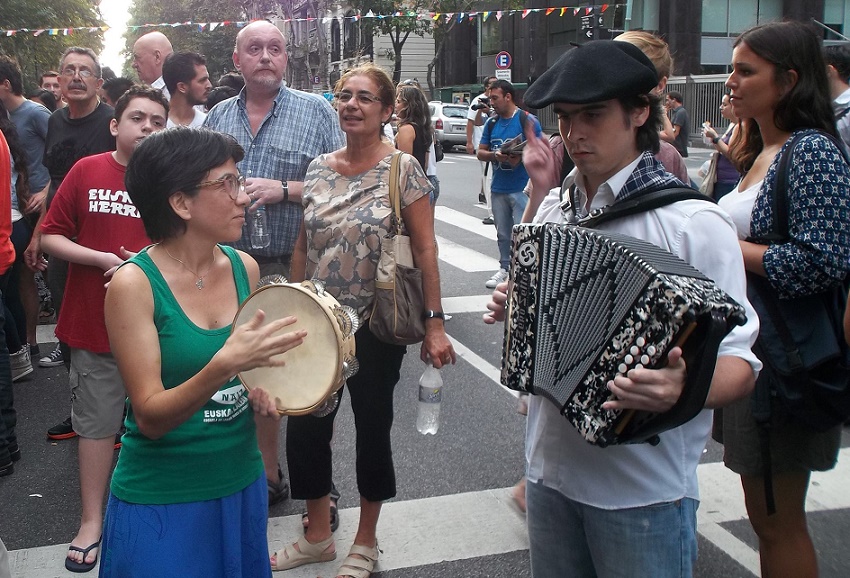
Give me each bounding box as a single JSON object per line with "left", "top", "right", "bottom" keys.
{"left": 712, "top": 136, "right": 721, "bottom": 145}
{"left": 281, "top": 180, "right": 289, "bottom": 202}
{"left": 423, "top": 310, "right": 446, "bottom": 320}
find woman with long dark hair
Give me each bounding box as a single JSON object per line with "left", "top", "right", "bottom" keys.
{"left": 719, "top": 20, "right": 850, "bottom": 578}
{"left": 394, "top": 84, "right": 432, "bottom": 171}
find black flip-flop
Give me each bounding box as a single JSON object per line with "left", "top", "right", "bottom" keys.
{"left": 302, "top": 483, "right": 341, "bottom": 532}
{"left": 65, "top": 537, "right": 101, "bottom": 573}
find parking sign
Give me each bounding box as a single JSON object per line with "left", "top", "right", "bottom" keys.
{"left": 495, "top": 51, "right": 512, "bottom": 70}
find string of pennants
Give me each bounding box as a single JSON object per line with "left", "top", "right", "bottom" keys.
{"left": 1, "top": 4, "right": 612, "bottom": 37}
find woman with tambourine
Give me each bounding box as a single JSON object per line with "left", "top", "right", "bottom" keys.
{"left": 270, "top": 63, "right": 455, "bottom": 577}
{"left": 101, "top": 127, "right": 305, "bottom": 576}
{"left": 718, "top": 21, "right": 850, "bottom": 578}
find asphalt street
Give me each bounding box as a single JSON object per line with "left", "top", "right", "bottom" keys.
{"left": 1, "top": 145, "right": 849, "bottom": 578}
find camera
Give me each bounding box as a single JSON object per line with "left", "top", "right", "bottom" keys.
{"left": 471, "top": 97, "right": 491, "bottom": 111}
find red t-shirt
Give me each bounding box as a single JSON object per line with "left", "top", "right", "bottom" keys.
{"left": 0, "top": 134, "right": 14, "bottom": 275}
{"left": 41, "top": 152, "right": 151, "bottom": 352}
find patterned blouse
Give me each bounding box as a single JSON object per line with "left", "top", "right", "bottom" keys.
{"left": 750, "top": 129, "right": 850, "bottom": 299}
{"left": 302, "top": 152, "right": 432, "bottom": 320}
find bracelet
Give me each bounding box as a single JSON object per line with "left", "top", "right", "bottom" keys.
{"left": 712, "top": 136, "right": 721, "bottom": 145}
{"left": 423, "top": 310, "right": 446, "bottom": 320}
{"left": 282, "top": 180, "right": 289, "bottom": 203}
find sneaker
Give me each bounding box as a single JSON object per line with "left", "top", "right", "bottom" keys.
{"left": 39, "top": 344, "right": 64, "bottom": 368}
{"left": 485, "top": 269, "right": 509, "bottom": 289}
{"left": 482, "top": 216, "right": 495, "bottom": 225}
{"left": 47, "top": 416, "right": 77, "bottom": 440}
{"left": 10, "top": 346, "right": 33, "bottom": 382}
{"left": 478, "top": 192, "right": 486, "bottom": 204}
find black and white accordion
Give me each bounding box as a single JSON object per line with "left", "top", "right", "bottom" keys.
{"left": 502, "top": 223, "right": 747, "bottom": 446}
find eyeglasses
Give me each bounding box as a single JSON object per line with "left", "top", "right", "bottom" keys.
{"left": 61, "top": 67, "right": 95, "bottom": 79}
{"left": 195, "top": 173, "right": 245, "bottom": 201}
{"left": 334, "top": 92, "right": 383, "bottom": 105}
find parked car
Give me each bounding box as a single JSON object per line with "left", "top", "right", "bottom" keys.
{"left": 429, "top": 101, "right": 469, "bottom": 151}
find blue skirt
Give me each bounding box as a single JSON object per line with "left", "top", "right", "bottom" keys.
{"left": 99, "top": 474, "right": 271, "bottom": 578}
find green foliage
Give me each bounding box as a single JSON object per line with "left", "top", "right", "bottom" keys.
{"left": 125, "top": 0, "right": 254, "bottom": 82}
{"left": 0, "top": 0, "right": 105, "bottom": 92}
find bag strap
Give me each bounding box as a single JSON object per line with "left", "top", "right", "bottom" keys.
{"left": 577, "top": 187, "right": 715, "bottom": 228}
{"left": 388, "top": 151, "right": 403, "bottom": 232}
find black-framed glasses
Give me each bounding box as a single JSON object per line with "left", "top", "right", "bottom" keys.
{"left": 334, "top": 91, "right": 383, "bottom": 105}
{"left": 61, "top": 67, "right": 95, "bottom": 79}
{"left": 195, "top": 173, "right": 245, "bottom": 201}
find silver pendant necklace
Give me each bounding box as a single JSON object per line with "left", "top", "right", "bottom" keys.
{"left": 162, "top": 246, "right": 216, "bottom": 290}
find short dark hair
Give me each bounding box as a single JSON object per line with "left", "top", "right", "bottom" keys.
{"left": 205, "top": 86, "right": 238, "bottom": 111}
{"left": 490, "top": 79, "right": 516, "bottom": 99}
{"left": 0, "top": 56, "right": 23, "bottom": 96}
{"left": 102, "top": 77, "right": 135, "bottom": 106}
{"left": 113, "top": 85, "right": 169, "bottom": 123}
{"left": 666, "top": 90, "right": 683, "bottom": 104}
{"left": 26, "top": 89, "right": 57, "bottom": 112}
{"left": 101, "top": 66, "right": 117, "bottom": 82}
{"left": 217, "top": 72, "right": 245, "bottom": 91}
{"left": 162, "top": 51, "right": 207, "bottom": 94}
{"left": 126, "top": 127, "right": 245, "bottom": 241}
{"left": 40, "top": 70, "right": 59, "bottom": 83}
{"left": 59, "top": 47, "right": 101, "bottom": 79}
{"left": 484, "top": 76, "right": 497, "bottom": 89}
{"left": 824, "top": 44, "right": 850, "bottom": 83}
{"left": 619, "top": 92, "right": 663, "bottom": 155}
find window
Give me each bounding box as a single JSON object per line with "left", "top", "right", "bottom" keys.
{"left": 343, "top": 10, "right": 359, "bottom": 58}
{"left": 331, "top": 19, "right": 341, "bottom": 62}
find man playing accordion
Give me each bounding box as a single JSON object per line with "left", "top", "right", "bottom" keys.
{"left": 484, "top": 41, "right": 761, "bottom": 577}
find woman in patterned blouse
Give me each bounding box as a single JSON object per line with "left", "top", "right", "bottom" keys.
{"left": 719, "top": 21, "right": 850, "bottom": 578}
{"left": 271, "top": 63, "right": 455, "bottom": 577}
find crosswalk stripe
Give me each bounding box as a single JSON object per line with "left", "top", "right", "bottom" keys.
{"left": 435, "top": 206, "right": 498, "bottom": 240}
{"left": 13, "top": 452, "right": 850, "bottom": 577}
{"left": 442, "top": 294, "right": 493, "bottom": 314}
{"left": 435, "top": 234, "right": 499, "bottom": 272}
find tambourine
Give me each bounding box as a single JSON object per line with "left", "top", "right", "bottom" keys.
{"left": 232, "top": 276, "right": 359, "bottom": 416}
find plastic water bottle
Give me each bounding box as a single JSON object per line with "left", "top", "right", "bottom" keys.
{"left": 250, "top": 206, "right": 271, "bottom": 249}
{"left": 416, "top": 364, "right": 443, "bottom": 435}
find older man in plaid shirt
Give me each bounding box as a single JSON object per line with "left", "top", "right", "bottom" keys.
{"left": 204, "top": 19, "right": 344, "bottom": 509}
{"left": 205, "top": 20, "right": 344, "bottom": 278}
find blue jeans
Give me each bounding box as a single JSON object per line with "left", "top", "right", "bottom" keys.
{"left": 491, "top": 190, "right": 528, "bottom": 270}
{"left": 428, "top": 175, "right": 440, "bottom": 205}
{"left": 526, "top": 480, "right": 698, "bottom": 578}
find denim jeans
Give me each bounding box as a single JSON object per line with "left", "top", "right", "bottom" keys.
{"left": 526, "top": 480, "right": 699, "bottom": 578}
{"left": 491, "top": 190, "right": 528, "bottom": 270}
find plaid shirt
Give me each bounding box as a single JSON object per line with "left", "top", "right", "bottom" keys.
{"left": 204, "top": 86, "right": 345, "bottom": 257}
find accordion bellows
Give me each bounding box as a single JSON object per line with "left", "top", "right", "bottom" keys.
{"left": 502, "top": 224, "right": 747, "bottom": 446}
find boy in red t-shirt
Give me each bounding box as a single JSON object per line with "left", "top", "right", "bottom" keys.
{"left": 41, "top": 86, "right": 168, "bottom": 573}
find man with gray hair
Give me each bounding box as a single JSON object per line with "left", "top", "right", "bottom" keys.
{"left": 26, "top": 46, "right": 115, "bottom": 447}
{"left": 204, "top": 18, "right": 344, "bottom": 508}
{"left": 132, "top": 31, "right": 174, "bottom": 99}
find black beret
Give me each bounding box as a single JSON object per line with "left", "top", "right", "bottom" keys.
{"left": 523, "top": 40, "right": 658, "bottom": 108}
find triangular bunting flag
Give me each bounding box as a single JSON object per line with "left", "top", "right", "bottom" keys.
{"left": 496, "top": 11, "right": 503, "bottom": 21}
{"left": 522, "top": 9, "right": 530, "bottom": 18}
{"left": 546, "top": 8, "right": 555, "bottom": 16}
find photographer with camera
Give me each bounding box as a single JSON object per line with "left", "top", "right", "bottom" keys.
{"left": 467, "top": 77, "right": 497, "bottom": 224}
{"left": 477, "top": 79, "right": 541, "bottom": 288}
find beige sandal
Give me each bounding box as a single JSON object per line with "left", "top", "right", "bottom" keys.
{"left": 336, "top": 543, "right": 380, "bottom": 578}
{"left": 271, "top": 534, "right": 336, "bottom": 571}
